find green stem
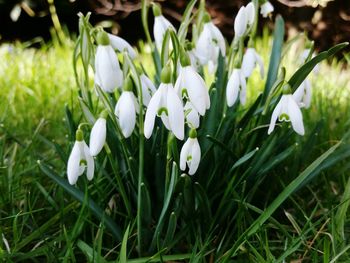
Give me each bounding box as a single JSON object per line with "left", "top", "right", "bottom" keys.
{"left": 47, "top": 0, "right": 65, "bottom": 44}
{"left": 248, "top": 0, "right": 260, "bottom": 48}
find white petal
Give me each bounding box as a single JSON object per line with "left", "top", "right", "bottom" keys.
{"left": 292, "top": 81, "right": 305, "bottom": 107}
{"left": 234, "top": 6, "right": 248, "bottom": 38}
{"left": 242, "top": 48, "right": 256, "bottom": 78}
{"left": 188, "top": 138, "right": 201, "bottom": 175}
{"left": 226, "top": 70, "right": 240, "bottom": 107}
{"left": 180, "top": 138, "right": 192, "bottom": 171}
{"left": 185, "top": 102, "right": 200, "bottom": 128}
{"left": 183, "top": 66, "right": 208, "bottom": 115}
{"left": 245, "top": 2, "right": 255, "bottom": 26}
{"left": 209, "top": 22, "right": 226, "bottom": 56}
{"left": 154, "top": 15, "right": 175, "bottom": 51}
{"left": 195, "top": 24, "right": 212, "bottom": 65}
{"left": 83, "top": 141, "right": 95, "bottom": 180}
{"left": 67, "top": 141, "right": 82, "bottom": 185}
{"left": 144, "top": 85, "right": 164, "bottom": 138}
{"left": 89, "top": 118, "right": 106, "bottom": 156}
{"left": 267, "top": 98, "right": 283, "bottom": 134}
{"left": 287, "top": 95, "right": 305, "bottom": 135}
{"left": 260, "top": 1, "right": 274, "bottom": 18}
{"left": 254, "top": 51, "right": 265, "bottom": 78}
{"left": 116, "top": 92, "right": 136, "bottom": 138}
{"left": 95, "top": 45, "right": 123, "bottom": 92}
{"left": 108, "top": 33, "right": 136, "bottom": 59}
{"left": 167, "top": 85, "right": 184, "bottom": 140}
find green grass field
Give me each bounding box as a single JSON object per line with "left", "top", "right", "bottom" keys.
{"left": 1, "top": 32, "right": 350, "bottom": 262}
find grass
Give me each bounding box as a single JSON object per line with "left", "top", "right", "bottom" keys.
{"left": 1, "top": 30, "right": 350, "bottom": 262}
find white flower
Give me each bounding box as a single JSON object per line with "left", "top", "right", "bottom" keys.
{"left": 140, "top": 74, "right": 156, "bottom": 106}
{"left": 180, "top": 134, "right": 201, "bottom": 175}
{"left": 260, "top": 1, "right": 274, "bottom": 18}
{"left": 268, "top": 94, "right": 305, "bottom": 135}
{"left": 234, "top": 6, "right": 248, "bottom": 38}
{"left": 89, "top": 116, "right": 107, "bottom": 156}
{"left": 245, "top": 2, "right": 256, "bottom": 26}
{"left": 108, "top": 33, "right": 136, "bottom": 59}
{"left": 144, "top": 83, "right": 184, "bottom": 140}
{"left": 184, "top": 102, "right": 200, "bottom": 129}
{"left": 115, "top": 91, "right": 139, "bottom": 138}
{"left": 175, "top": 65, "right": 210, "bottom": 116}
{"left": 95, "top": 33, "right": 123, "bottom": 93}
{"left": 241, "top": 48, "right": 264, "bottom": 78}
{"left": 153, "top": 15, "right": 176, "bottom": 52}
{"left": 293, "top": 79, "right": 312, "bottom": 109}
{"left": 67, "top": 131, "right": 94, "bottom": 185}
{"left": 195, "top": 19, "right": 226, "bottom": 73}
{"left": 226, "top": 68, "right": 247, "bottom": 106}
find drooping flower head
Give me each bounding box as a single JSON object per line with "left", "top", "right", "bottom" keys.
{"left": 268, "top": 84, "right": 305, "bottom": 135}
{"left": 108, "top": 33, "right": 137, "bottom": 59}
{"left": 89, "top": 110, "right": 108, "bottom": 156}
{"left": 144, "top": 65, "right": 184, "bottom": 140}
{"left": 195, "top": 13, "right": 226, "bottom": 74}
{"left": 241, "top": 47, "right": 265, "bottom": 78}
{"left": 67, "top": 129, "right": 94, "bottom": 185}
{"left": 293, "top": 79, "right": 312, "bottom": 109}
{"left": 175, "top": 49, "right": 210, "bottom": 116}
{"left": 115, "top": 75, "right": 139, "bottom": 138}
{"left": 260, "top": 1, "right": 274, "bottom": 18}
{"left": 94, "top": 31, "right": 123, "bottom": 93}
{"left": 180, "top": 129, "right": 201, "bottom": 175}
{"left": 226, "top": 68, "right": 247, "bottom": 107}
{"left": 153, "top": 3, "right": 176, "bottom": 52}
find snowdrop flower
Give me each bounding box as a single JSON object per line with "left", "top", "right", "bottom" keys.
{"left": 226, "top": 68, "right": 247, "bottom": 106}
{"left": 234, "top": 6, "right": 248, "bottom": 39}
{"left": 95, "top": 31, "right": 123, "bottom": 93}
{"left": 175, "top": 51, "right": 210, "bottom": 116}
{"left": 268, "top": 85, "right": 305, "bottom": 135}
{"left": 195, "top": 13, "right": 226, "bottom": 74}
{"left": 144, "top": 65, "right": 184, "bottom": 140}
{"left": 140, "top": 74, "right": 156, "bottom": 106}
{"left": 245, "top": 2, "right": 256, "bottom": 26}
{"left": 108, "top": 33, "right": 136, "bottom": 59}
{"left": 153, "top": 4, "right": 176, "bottom": 52}
{"left": 67, "top": 129, "right": 94, "bottom": 185}
{"left": 115, "top": 76, "right": 139, "bottom": 138}
{"left": 260, "top": 1, "right": 274, "bottom": 18}
{"left": 180, "top": 129, "right": 201, "bottom": 175}
{"left": 293, "top": 79, "right": 312, "bottom": 109}
{"left": 241, "top": 48, "right": 265, "bottom": 78}
{"left": 89, "top": 111, "right": 108, "bottom": 156}
{"left": 184, "top": 102, "right": 200, "bottom": 129}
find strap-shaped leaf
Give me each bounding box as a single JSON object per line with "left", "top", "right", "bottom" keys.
{"left": 39, "top": 161, "right": 122, "bottom": 241}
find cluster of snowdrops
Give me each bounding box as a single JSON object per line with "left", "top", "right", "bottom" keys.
{"left": 67, "top": 0, "right": 316, "bottom": 185}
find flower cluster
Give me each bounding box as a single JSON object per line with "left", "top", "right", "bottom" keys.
{"left": 67, "top": 1, "right": 320, "bottom": 185}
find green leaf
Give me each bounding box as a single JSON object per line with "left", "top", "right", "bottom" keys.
{"left": 39, "top": 162, "right": 122, "bottom": 241}
{"left": 120, "top": 224, "right": 130, "bottom": 263}
{"left": 262, "top": 15, "right": 285, "bottom": 103}
{"left": 225, "top": 141, "right": 341, "bottom": 259}
{"left": 288, "top": 42, "right": 349, "bottom": 92}
{"left": 77, "top": 239, "right": 109, "bottom": 263}
{"left": 149, "top": 162, "right": 178, "bottom": 252}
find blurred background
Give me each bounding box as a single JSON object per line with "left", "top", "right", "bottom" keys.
{"left": 0, "top": 0, "right": 349, "bottom": 51}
